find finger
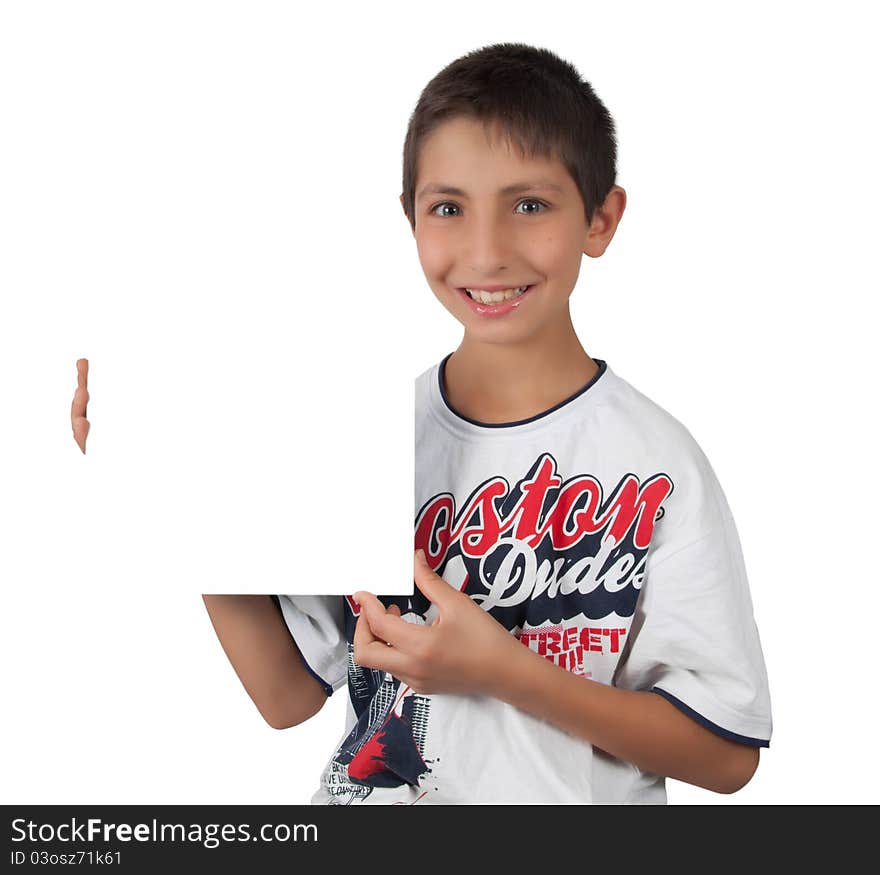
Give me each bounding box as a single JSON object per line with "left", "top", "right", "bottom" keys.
{"left": 354, "top": 591, "right": 426, "bottom": 651}
{"left": 411, "top": 550, "right": 452, "bottom": 608}
{"left": 366, "top": 601, "right": 400, "bottom": 645}
{"left": 76, "top": 359, "right": 89, "bottom": 390}
{"left": 356, "top": 636, "right": 421, "bottom": 679}
{"left": 71, "top": 386, "right": 89, "bottom": 421}
{"left": 353, "top": 611, "right": 399, "bottom": 670}
{"left": 73, "top": 418, "right": 90, "bottom": 454}
{"left": 352, "top": 608, "right": 380, "bottom": 655}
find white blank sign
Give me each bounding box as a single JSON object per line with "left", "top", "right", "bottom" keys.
{"left": 0, "top": 2, "right": 422, "bottom": 595}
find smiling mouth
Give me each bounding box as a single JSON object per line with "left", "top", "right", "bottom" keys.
{"left": 461, "top": 285, "right": 532, "bottom": 304}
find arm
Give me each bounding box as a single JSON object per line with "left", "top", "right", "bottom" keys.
{"left": 489, "top": 641, "right": 760, "bottom": 795}
{"left": 354, "top": 551, "right": 761, "bottom": 795}
{"left": 202, "top": 594, "right": 328, "bottom": 730}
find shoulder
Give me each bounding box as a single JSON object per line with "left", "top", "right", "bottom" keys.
{"left": 414, "top": 359, "right": 441, "bottom": 415}
{"left": 599, "top": 365, "right": 707, "bottom": 466}
{"left": 415, "top": 361, "right": 437, "bottom": 391}
{"left": 596, "top": 366, "right": 735, "bottom": 534}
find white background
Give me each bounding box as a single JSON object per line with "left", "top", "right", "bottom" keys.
{"left": 2, "top": 0, "right": 878, "bottom": 806}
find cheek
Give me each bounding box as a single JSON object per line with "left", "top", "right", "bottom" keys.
{"left": 534, "top": 233, "right": 572, "bottom": 266}
{"left": 417, "top": 235, "right": 455, "bottom": 283}
{"left": 540, "top": 236, "right": 582, "bottom": 285}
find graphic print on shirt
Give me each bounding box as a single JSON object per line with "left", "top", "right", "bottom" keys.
{"left": 328, "top": 452, "right": 673, "bottom": 804}
{"left": 323, "top": 619, "right": 435, "bottom": 805}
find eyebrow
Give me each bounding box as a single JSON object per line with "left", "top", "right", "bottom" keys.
{"left": 416, "top": 180, "right": 564, "bottom": 201}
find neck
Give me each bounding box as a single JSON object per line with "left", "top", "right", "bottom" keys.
{"left": 443, "top": 316, "right": 598, "bottom": 424}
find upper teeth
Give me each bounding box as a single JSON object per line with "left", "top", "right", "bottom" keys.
{"left": 465, "top": 285, "right": 529, "bottom": 303}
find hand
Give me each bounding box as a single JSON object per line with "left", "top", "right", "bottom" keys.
{"left": 71, "top": 358, "right": 90, "bottom": 454}
{"left": 352, "top": 550, "right": 522, "bottom": 696}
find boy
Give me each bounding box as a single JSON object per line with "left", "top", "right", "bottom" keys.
{"left": 204, "top": 42, "right": 772, "bottom": 805}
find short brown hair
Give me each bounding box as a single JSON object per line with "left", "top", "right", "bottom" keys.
{"left": 401, "top": 42, "right": 618, "bottom": 231}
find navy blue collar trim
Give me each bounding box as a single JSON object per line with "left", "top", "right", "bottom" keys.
{"left": 437, "top": 352, "right": 608, "bottom": 429}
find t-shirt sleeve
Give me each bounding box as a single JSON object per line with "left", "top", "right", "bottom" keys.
{"left": 612, "top": 439, "right": 773, "bottom": 748}
{"left": 272, "top": 595, "right": 348, "bottom": 697}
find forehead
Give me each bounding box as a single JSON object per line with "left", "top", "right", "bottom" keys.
{"left": 415, "top": 116, "right": 570, "bottom": 196}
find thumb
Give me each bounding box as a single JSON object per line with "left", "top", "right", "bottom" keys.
{"left": 413, "top": 549, "right": 448, "bottom": 604}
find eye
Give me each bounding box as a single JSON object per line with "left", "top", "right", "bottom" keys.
{"left": 429, "top": 202, "right": 461, "bottom": 218}
{"left": 428, "top": 199, "right": 549, "bottom": 217}
{"left": 515, "top": 199, "right": 548, "bottom": 215}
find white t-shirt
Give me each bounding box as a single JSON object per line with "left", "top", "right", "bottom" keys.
{"left": 276, "top": 354, "right": 772, "bottom": 804}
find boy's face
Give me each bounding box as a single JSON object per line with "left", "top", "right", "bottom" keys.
{"left": 405, "top": 115, "right": 623, "bottom": 347}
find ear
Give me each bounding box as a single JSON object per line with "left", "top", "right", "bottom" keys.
{"left": 583, "top": 185, "right": 627, "bottom": 258}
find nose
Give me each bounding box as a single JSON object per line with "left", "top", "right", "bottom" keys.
{"left": 461, "top": 212, "right": 513, "bottom": 272}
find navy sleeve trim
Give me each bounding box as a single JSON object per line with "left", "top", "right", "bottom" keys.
{"left": 270, "top": 595, "right": 335, "bottom": 698}
{"left": 652, "top": 687, "right": 770, "bottom": 748}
